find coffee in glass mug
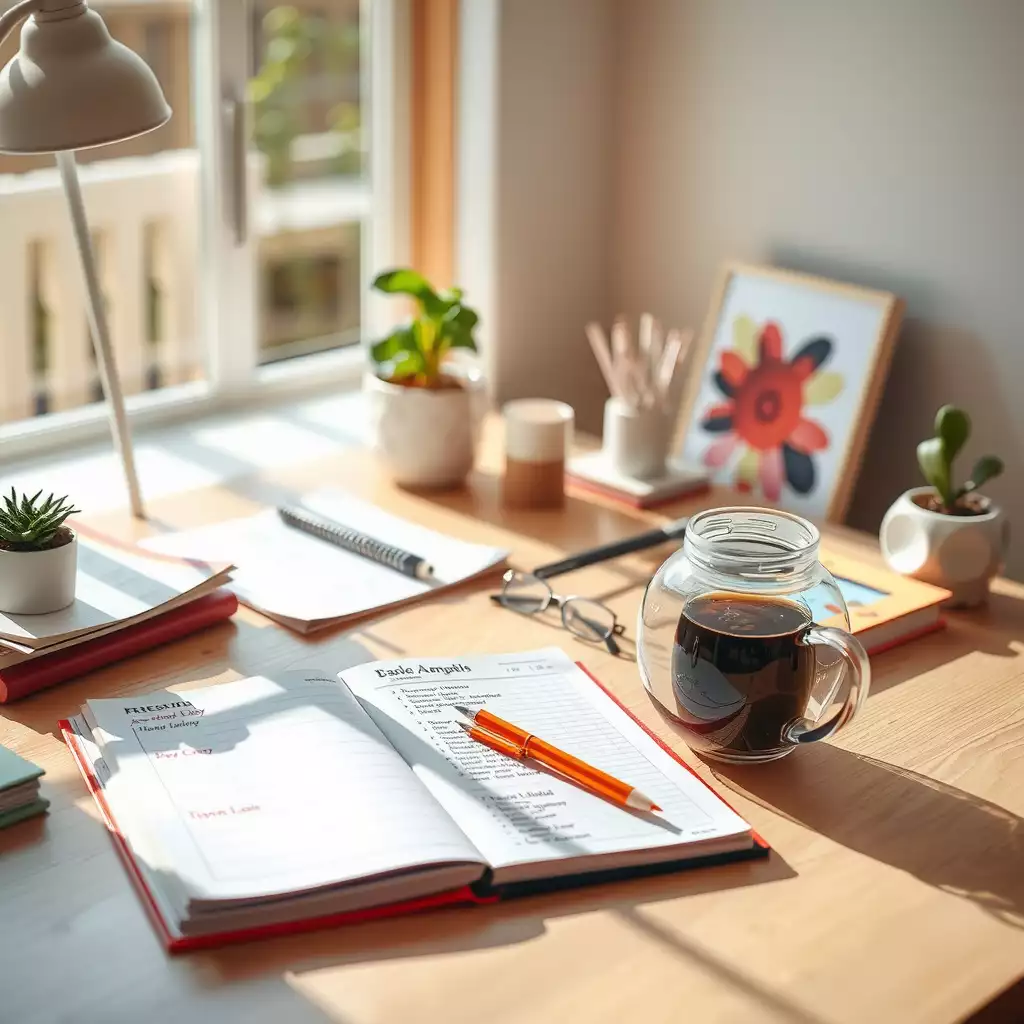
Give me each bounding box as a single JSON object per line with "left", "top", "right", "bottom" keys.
{"left": 638, "top": 508, "right": 870, "bottom": 763}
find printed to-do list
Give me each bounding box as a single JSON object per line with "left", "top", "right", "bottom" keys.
{"left": 343, "top": 649, "right": 748, "bottom": 876}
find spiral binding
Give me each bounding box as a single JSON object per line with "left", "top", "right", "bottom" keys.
{"left": 278, "top": 506, "right": 423, "bottom": 575}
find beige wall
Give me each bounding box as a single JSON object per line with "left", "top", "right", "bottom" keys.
{"left": 489, "top": 0, "right": 615, "bottom": 426}
{"left": 611, "top": 0, "right": 1024, "bottom": 575}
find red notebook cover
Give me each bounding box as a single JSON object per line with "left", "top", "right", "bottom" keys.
{"left": 59, "top": 660, "right": 770, "bottom": 953}
{"left": 0, "top": 589, "right": 238, "bottom": 702}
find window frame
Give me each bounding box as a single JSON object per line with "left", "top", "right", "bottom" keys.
{"left": 0, "top": 0, "right": 411, "bottom": 463}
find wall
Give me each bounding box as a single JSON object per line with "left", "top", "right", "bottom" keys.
{"left": 612, "top": 0, "right": 1024, "bottom": 575}
{"left": 486, "top": 0, "right": 616, "bottom": 429}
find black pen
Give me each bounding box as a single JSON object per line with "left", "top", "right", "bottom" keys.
{"left": 532, "top": 517, "right": 689, "bottom": 579}
{"left": 277, "top": 505, "right": 436, "bottom": 581}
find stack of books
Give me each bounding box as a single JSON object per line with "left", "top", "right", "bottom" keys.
{"left": 0, "top": 744, "right": 47, "bottom": 828}
{"left": 0, "top": 528, "right": 236, "bottom": 702}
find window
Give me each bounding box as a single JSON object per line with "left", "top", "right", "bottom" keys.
{"left": 0, "top": 0, "right": 407, "bottom": 450}
{"left": 249, "top": 0, "right": 367, "bottom": 364}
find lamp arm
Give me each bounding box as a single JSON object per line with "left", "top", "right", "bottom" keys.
{"left": 0, "top": 0, "right": 44, "bottom": 47}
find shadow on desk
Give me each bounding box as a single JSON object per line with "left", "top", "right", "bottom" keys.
{"left": 184, "top": 854, "right": 817, "bottom": 1024}
{"left": 192, "top": 851, "right": 794, "bottom": 978}
{"left": 868, "top": 603, "right": 1024, "bottom": 699}
{"left": 713, "top": 744, "right": 1024, "bottom": 930}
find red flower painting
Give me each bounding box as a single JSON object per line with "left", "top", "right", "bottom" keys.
{"left": 700, "top": 316, "right": 844, "bottom": 500}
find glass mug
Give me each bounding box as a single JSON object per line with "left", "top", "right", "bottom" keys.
{"left": 637, "top": 507, "right": 870, "bottom": 763}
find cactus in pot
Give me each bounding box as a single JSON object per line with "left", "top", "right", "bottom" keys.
{"left": 0, "top": 489, "right": 80, "bottom": 614}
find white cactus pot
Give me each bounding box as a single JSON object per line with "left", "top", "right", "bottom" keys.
{"left": 880, "top": 487, "right": 1008, "bottom": 607}
{"left": 364, "top": 373, "right": 485, "bottom": 489}
{"left": 0, "top": 535, "right": 78, "bottom": 614}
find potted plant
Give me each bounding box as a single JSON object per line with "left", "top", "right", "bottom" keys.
{"left": 880, "top": 405, "right": 1007, "bottom": 606}
{"left": 0, "top": 489, "right": 80, "bottom": 614}
{"left": 365, "top": 268, "right": 484, "bottom": 489}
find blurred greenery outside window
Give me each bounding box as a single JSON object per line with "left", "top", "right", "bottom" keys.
{"left": 251, "top": 4, "right": 364, "bottom": 363}
{"left": 250, "top": 4, "right": 363, "bottom": 189}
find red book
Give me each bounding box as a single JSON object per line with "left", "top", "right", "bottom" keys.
{"left": 0, "top": 590, "right": 238, "bottom": 703}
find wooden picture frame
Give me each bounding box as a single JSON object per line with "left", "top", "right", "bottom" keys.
{"left": 674, "top": 263, "right": 904, "bottom": 522}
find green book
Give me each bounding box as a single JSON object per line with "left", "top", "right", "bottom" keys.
{"left": 0, "top": 743, "right": 47, "bottom": 827}
{"left": 0, "top": 797, "right": 49, "bottom": 829}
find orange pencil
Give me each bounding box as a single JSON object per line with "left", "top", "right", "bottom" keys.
{"left": 454, "top": 705, "right": 661, "bottom": 813}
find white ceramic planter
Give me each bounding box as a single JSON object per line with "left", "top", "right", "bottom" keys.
{"left": 880, "top": 487, "right": 1008, "bottom": 607}
{"left": 0, "top": 535, "right": 77, "bottom": 614}
{"left": 364, "top": 373, "right": 485, "bottom": 489}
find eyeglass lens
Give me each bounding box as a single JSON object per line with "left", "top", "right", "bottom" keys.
{"left": 561, "top": 598, "right": 616, "bottom": 642}
{"left": 500, "top": 572, "right": 552, "bottom": 614}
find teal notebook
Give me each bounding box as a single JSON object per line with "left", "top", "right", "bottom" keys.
{"left": 0, "top": 744, "right": 47, "bottom": 827}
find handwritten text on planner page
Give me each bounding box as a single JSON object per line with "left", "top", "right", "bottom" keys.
{"left": 375, "top": 663, "right": 472, "bottom": 679}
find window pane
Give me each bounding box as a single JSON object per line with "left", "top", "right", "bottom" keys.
{"left": 250, "top": 1, "right": 367, "bottom": 365}
{"left": 0, "top": 2, "right": 202, "bottom": 426}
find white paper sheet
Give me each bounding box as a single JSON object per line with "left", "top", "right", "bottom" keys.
{"left": 141, "top": 490, "right": 508, "bottom": 629}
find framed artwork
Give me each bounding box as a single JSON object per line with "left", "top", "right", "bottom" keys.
{"left": 675, "top": 264, "right": 904, "bottom": 522}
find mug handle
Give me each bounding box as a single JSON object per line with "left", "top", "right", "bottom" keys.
{"left": 783, "top": 626, "right": 871, "bottom": 745}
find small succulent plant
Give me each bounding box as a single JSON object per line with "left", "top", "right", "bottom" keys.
{"left": 0, "top": 489, "right": 80, "bottom": 551}
{"left": 370, "top": 268, "right": 479, "bottom": 387}
{"left": 917, "top": 405, "right": 1003, "bottom": 514}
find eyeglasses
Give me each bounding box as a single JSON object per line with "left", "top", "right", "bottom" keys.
{"left": 490, "top": 569, "right": 626, "bottom": 655}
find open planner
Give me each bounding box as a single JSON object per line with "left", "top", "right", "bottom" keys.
{"left": 61, "top": 648, "right": 765, "bottom": 951}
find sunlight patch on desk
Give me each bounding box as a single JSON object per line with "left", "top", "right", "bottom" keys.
{"left": 191, "top": 417, "right": 342, "bottom": 467}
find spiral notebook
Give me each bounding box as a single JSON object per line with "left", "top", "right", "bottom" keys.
{"left": 142, "top": 490, "right": 509, "bottom": 633}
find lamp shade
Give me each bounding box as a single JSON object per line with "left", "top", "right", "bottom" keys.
{"left": 0, "top": 4, "right": 171, "bottom": 154}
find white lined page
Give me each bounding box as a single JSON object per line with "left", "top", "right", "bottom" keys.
{"left": 84, "top": 673, "right": 484, "bottom": 906}
{"left": 142, "top": 490, "right": 508, "bottom": 627}
{"left": 341, "top": 649, "right": 751, "bottom": 878}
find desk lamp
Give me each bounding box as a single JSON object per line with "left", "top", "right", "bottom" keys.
{"left": 0, "top": 0, "right": 172, "bottom": 518}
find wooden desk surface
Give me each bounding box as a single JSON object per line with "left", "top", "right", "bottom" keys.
{"left": 2, "top": 420, "right": 1023, "bottom": 1024}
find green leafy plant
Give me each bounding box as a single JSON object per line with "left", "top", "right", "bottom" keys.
{"left": 370, "top": 269, "right": 479, "bottom": 387}
{"left": 0, "top": 489, "right": 80, "bottom": 551}
{"left": 916, "top": 405, "right": 1003, "bottom": 513}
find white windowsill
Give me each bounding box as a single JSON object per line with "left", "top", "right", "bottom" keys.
{"left": 0, "top": 345, "right": 366, "bottom": 463}
{"left": 0, "top": 381, "right": 373, "bottom": 520}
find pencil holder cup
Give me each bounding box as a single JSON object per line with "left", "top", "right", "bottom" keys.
{"left": 603, "top": 397, "right": 672, "bottom": 479}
